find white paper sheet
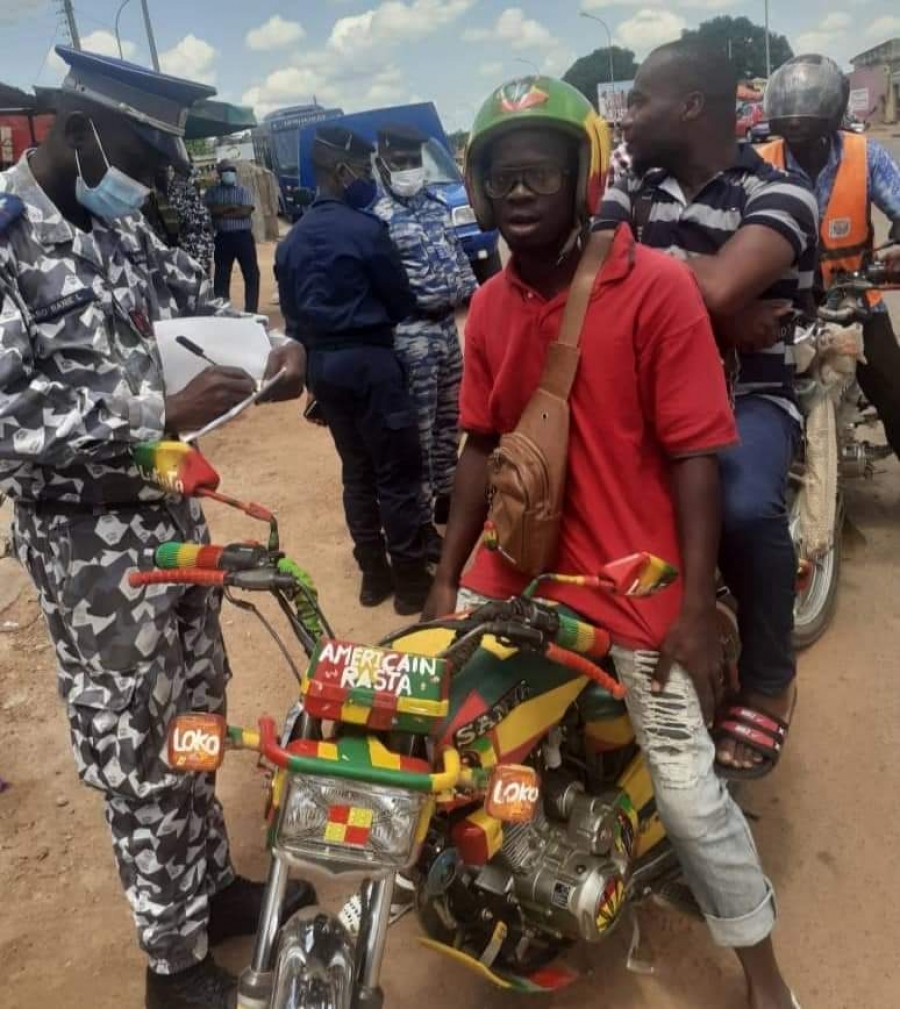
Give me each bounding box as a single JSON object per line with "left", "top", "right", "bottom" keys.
{"left": 154, "top": 317, "right": 272, "bottom": 396}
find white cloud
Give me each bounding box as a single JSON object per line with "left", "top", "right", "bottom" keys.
{"left": 246, "top": 15, "right": 306, "bottom": 52}
{"left": 479, "top": 60, "right": 504, "bottom": 77}
{"left": 796, "top": 12, "right": 854, "bottom": 54}
{"left": 583, "top": 0, "right": 735, "bottom": 8}
{"left": 866, "top": 15, "right": 900, "bottom": 37}
{"left": 614, "top": 9, "right": 687, "bottom": 57}
{"left": 328, "top": 0, "right": 477, "bottom": 61}
{"left": 241, "top": 63, "right": 410, "bottom": 119}
{"left": 242, "top": 0, "right": 476, "bottom": 118}
{"left": 464, "top": 8, "right": 557, "bottom": 50}
{"left": 159, "top": 34, "right": 218, "bottom": 85}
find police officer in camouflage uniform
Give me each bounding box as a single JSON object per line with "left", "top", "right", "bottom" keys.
{"left": 373, "top": 126, "right": 477, "bottom": 561}
{"left": 0, "top": 48, "right": 311, "bottom": 1009}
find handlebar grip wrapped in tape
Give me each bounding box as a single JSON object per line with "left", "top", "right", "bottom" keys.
{"left": 128, "top": 568, "right": 227, "bottom": 588}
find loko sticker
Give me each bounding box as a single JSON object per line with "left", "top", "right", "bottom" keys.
{"left": 167, "top": 714, "right": 227, "bottom": 772}
{"left": 485, "top": 765, "right": 540, "bottom": 823}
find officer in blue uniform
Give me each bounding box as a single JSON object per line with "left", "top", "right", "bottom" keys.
{"left": 0, "top": 48, "right": 311, "bottom": 1009}
{"left": 276, "top": 124, "right": 432, "bottom": 615}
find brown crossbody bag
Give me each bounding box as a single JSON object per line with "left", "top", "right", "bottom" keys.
{"left": 485, "top": 231, "right": 612, "bottom": 576}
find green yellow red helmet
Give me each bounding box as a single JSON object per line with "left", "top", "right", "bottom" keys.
{"left": 465, "top": 75, "right": 611, "bottom": 230}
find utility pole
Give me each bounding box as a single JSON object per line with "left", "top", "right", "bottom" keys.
{"left": 59, "top": 0, "right": 81, "bottom": 50}
{"left": 580, "top": 12, "right": 616, "bottom": 94}
{"left": 140, "top": 0, "right": 160, "bottom": 71}
{"left": 764, "top": 0, "right": 771, "bottom": 79}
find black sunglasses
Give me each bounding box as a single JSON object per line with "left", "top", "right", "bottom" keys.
{"left": 484, "top": 165, "right": 570, "bottom": 199}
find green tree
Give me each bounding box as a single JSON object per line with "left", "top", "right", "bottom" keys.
{"left": 680, "top": 16, "right": 793, "bottom": 78}
{"left": 185, "top": 138, "right": 214, "bottom": 158}
{"left": 563, "top": 47, "right": 639, "bottom": 106}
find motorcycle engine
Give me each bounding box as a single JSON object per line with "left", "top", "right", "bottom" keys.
{"left": 474, "top": 773, "right": 633, "bottom": 944}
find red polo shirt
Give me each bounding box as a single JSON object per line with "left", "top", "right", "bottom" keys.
{"left": 460, "top": 225, "right": 738, "bottom": 650}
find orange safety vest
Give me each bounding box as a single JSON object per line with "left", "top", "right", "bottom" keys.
{"left": 757, "top": 132, "right": 881, "bottom": 304}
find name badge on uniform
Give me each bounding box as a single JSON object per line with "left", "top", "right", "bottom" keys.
{"left": 828, "top": 218, "right": 852, "bottom": 240}
{"left": 31, "top": 287, "right": 97, "bottom": 324}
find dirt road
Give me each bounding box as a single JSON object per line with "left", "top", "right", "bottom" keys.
{"left": 2, "top": 147, "right": 900, "bottom": 1008}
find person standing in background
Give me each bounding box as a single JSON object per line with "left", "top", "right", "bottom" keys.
{"left": 276, "top": 124, "right": 433, "bottom": 615}
{"left": 205, "top": 160, "right": 260, "bottom": 312}
{"left": 170, "top": 165, "right": 215, "bottom": 274}
{"left": 373, "top": 125, "right": 477, "bottom": 560}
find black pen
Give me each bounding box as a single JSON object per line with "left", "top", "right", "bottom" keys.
{"left": 176, "top": 334, "right": 220, "bottom": 369}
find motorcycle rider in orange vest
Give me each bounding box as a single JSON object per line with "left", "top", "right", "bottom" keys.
{"left": 760, "top": 54, "right": 900, "bottom": 459}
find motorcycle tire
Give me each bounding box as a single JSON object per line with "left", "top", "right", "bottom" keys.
{"left": 791, "top": 495, "right": 843, "bottom": 651}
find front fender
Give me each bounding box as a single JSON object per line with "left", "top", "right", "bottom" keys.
{"left": 270, "top": 909, "right": 356, "bottom": 1009}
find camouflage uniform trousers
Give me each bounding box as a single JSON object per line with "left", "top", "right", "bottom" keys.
{"left": 12, "top": 496, "right": 234, "bottom": 974}
{"left": 394, "top": 314, "right": 463, "bottom": 522}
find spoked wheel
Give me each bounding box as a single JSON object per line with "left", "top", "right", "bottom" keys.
{"left": 791, "top": 495, "right": 843, "bottom": 650}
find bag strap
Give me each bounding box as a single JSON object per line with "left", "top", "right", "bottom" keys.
{"left": 539, "top": 229, "right": 613, "bottom": 399}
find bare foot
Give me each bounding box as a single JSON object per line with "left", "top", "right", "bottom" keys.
{"left": 717, "top": 680, "right": 797, "bottom": 772}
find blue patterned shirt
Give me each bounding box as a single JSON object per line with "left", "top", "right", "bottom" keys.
{"left": 204, "top": 182, "right": 254, "bottom": 234}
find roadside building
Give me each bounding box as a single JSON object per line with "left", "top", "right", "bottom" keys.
{"left": 850, "top": 39, "right": 900, "bottom": 124}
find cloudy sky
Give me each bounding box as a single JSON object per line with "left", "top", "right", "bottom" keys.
{"left": 2, "top": 0, "right": 900, "bottom": 130}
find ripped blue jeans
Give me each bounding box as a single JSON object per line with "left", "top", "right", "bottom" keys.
{"left": 613, "top": 647, "right": 776, "bottom": 947}
{"left": 456, "top": 589, "right": 777, "bottom": 949}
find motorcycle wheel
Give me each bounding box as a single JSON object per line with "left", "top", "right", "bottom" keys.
{"left": 791, "top": 495, "right": 843, "bottom": 650}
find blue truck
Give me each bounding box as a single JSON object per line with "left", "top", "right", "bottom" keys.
{"left": 255, "top": 101, "right": 500, "bottom": 282}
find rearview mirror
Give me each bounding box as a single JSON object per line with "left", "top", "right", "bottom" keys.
{"left": 600, "top": 553, "right": 678, "bottom": 597}
{"left": 134, "top": 441, "right": 220, "bottom": 496}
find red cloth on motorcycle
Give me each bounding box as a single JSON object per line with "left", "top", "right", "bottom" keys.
{"left": 460, "top": 224, "right": 738, "bottom": 650}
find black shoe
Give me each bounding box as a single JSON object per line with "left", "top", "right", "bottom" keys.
{"left": 421, "top": 523, "right": 444, "bottom": 565}
{"left": 208, "top": 875, "right": 317, "bottom": 946}
{"left": 146, "top": 956, "right": 236, "bottom": 1009}
{"left": 359, "top": 564, "right": 393, "bottom": 607}
{"left": 434, "top": 494, "right": 452, "bottom": 526}
{"left": 392, "top": 561, "right": 434, "bottom": 617}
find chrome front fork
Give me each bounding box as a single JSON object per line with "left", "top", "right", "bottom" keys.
{"left": 238, "top": 853, "right": 291, "bottom": 1007}
{"left": 354, "top": 875, "right": 396, "bottom": 1006}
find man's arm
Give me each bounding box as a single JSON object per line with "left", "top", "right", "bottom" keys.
{"left": 867, "top": 139, "right": 900, "bottom": 222}
{"left": 653, "top": 456, "right": 726, "bottom": 721}
{"left": 687, "top": 176, "right": 819, "bottom": 315}
{"left": 423, "top": 432, "right": 498, "bottom": 619}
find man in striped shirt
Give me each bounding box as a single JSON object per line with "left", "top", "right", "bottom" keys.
{"left": 596, "top": 40, "right": 819, "bottom": 779}
{"left": 205, "top": 161, "right": 260, "bottom": 313}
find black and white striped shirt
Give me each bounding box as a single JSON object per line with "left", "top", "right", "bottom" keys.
{"left": 595, "top": 145, "right": 819, "bottom": 411}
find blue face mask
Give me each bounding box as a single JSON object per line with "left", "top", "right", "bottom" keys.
{"left": 75, "top": 121, "right": 151, "bottom": 223}
{"left": 341, "top": 165, "right": 377, "bottom": 211}
{"left": 221, "top": 171, "right": 238, "bottom": 186}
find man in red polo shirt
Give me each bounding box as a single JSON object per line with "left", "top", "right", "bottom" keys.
{"left": 425, "top": 77, "right": 798, "bottom": 1009}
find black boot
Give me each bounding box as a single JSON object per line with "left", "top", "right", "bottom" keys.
{"left": 434, "top": 494, "right": 452, "bottom": 526}
{"left": 392, "top": 560, "right": 434, "bottom": 617}
{"left": 146, "top": 955, "right": 236, "bottom": 1009}
{"left": 421, "top": 523, "right": 444, "bottom": 565}
{"left": 208, "top": 875, "right": 317, "bottom": 946}
{"left": 359, "top": 558, "right": 393, "bottom": 607}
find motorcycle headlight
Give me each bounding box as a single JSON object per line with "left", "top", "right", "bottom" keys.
{"left": 452, "top": 204, "right": 477, "bottom": 228}
{"left": 275, "top": 775, "right": 430, "bottom": 873}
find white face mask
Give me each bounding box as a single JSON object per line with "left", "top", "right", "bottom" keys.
{"left": 75, "top": 121, "right": 151, "bottom": 223}
{"left": 389, "top": 166, "right": 426, "bottom": 198}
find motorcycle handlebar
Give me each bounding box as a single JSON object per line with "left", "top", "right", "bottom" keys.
{"left": 254, "top": 716, "right": 464, "bottom": 794}
{"left": 129, "top": 568, "right": 227, "bottom": 588}
{"left": 128, "top": 567, "right": 300, "bottom": 592}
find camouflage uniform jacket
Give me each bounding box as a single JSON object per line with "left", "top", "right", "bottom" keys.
{"left": 373, "top": 187, "right": 477, "bottom": 317}
{"left": 0, "top": 155, "right": 230, "bottom": 506}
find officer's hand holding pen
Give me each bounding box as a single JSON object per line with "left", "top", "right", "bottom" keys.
{"left": 164, "top": 366, "right": 257, "bottom": 434}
